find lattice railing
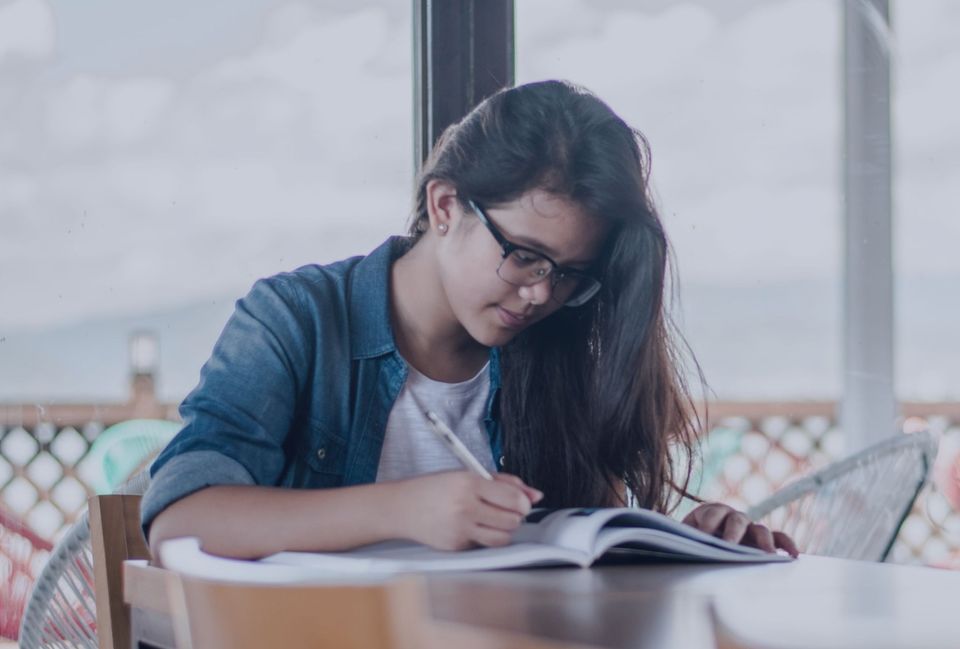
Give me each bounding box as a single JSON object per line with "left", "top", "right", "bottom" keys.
{"left": 0, "top": 373, "right": 179, "bottom": 542}
{"left": 0, "top": 423, "right": 104, "bottom": 541}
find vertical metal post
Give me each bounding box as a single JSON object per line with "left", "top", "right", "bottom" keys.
{"left": 413, "top": 0, "right": 514, "bottom": 171}
{"left": 842, "top": 0, "right": 896, "bottom": 451}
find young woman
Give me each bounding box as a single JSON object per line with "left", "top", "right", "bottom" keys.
{"left": 144, "top": 80, "right": 797, "bottom": 560}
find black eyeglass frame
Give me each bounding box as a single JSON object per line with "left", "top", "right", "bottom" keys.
{"left": 466, "top": 199, "right": 602, "bottom": 307}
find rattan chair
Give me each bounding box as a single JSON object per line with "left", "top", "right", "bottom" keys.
{"left": 17, "top": 470, "right": 153, "bottom": 649}
{"left": 16, "top": 508, "right": 98, "bottom": 648}
{"left": 747, "top": 431, "right": 937, "bottom": 561}
{"left": 0, "top": 507, "right": 53, "bottom": 641}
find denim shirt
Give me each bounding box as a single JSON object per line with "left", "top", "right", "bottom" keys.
{"left": 141, "top": 236, "right": 503, "bottom": 535}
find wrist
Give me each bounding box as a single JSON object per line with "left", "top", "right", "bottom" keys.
{"left": 374, "top": 479, "right": 415, "bottom": 542}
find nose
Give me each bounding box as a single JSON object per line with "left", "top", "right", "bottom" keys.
{"left": 518, "top": 278, "right": 553, "bottom": 306}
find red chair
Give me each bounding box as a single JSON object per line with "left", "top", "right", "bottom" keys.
{"left": 0, "top": 507, "right": 53, "bottom": 640}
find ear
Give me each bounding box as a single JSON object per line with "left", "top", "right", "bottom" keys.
{"left": 425, "top": 179, "right": 462, "bottom": 235}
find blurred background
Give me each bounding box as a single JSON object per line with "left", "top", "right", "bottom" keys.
{"left": 1, "top": 0, "right": 958, "bottom": 590}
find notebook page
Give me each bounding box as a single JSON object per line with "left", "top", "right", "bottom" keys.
{"left": 593, "top": 528, "right": 791, "bottom": 563}
{"left": 266, "top": 539, "right": 590, "bottom": 572}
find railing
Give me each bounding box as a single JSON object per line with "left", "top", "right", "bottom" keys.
{"left": 0, "top": 372, "right": 179, "bottom": 539}
{"left": 2, "top": 388, "right": 959, "bottom": 566}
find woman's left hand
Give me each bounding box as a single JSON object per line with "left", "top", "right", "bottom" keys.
{"left": 682, "top": 503, "right": 799, "bottom": 558}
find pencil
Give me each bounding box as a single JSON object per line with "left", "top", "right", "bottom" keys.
{"left": 424, "top": 410, "right": 494, "bottom": 480}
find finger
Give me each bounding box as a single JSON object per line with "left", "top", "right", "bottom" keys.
{"left": 688, "top": 504, "right": 729, "bottom": 535}
{"left": 522, "top": 484, "right": 544, "bottom": 503}
{"left": 745, "top": 523, "right": 777, "bottom": 553}
{"left": 720, "top": 512, "right": 752, "bottom": 544}
{"left": 477, "top": 480, "right": 533, "bottom": 516}
{"left": 494, "top": 473, "right": 544, "bottom": 503}
{"left": 473, "top": 503, "right": 525, "bottom": 532}
{"left": 773, "top": 531, "right": 800, "bottom": 558}
{"left": 470, "top": 524, "right": 513, "bottom": 547}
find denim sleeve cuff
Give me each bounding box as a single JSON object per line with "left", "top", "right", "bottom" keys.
{"left": 140, "top": 450, "right": 255, "bottom": 539}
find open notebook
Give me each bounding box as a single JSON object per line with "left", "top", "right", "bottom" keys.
{"left": 158, "top": 508, "right": 790, "bottom": 582}
{"left": 261, "top": 507, "right": 792, "bottom": 573}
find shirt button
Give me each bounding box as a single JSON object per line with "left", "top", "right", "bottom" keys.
{"left": 316, "top": 448, "right": 326, "bottom": 460}
{"left": 499, "top": 455, "right": 505, "bottom": 467}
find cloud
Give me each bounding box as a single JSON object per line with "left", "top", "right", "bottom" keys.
{"left": 0, "top": 172, "right": 39, "bottom": 219}
{"left": 0, "top": 0, "right": 54, "bottom": 63}
{"left": 518, "top": 0, "right": 959, "bottom": 286}
{"left": 207, "top": 7, "right": 410, "bottom": 176}
{"left": 0, "top": 3, "right": 412, "bottom": 330}
{"left": 44, "top": 76, "right": 176, "bottom": 148}
{"left": 0, "top": 0, "right": 957, "bottom": 334}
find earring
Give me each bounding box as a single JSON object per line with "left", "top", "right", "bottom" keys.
{"left": 438, "top": 223, "right": 448, "bottom": 234}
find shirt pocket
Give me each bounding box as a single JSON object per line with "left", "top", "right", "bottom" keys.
{"left": 303, "top": 421, "right": 349, "bottom": 484}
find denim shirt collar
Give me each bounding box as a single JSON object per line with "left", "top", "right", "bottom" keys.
{"left": 348, "top": 236, "right": 410, "bottom": 360}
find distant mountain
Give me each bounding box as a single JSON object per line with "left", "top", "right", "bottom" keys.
{"left": 0, "top": 296, "right": 236, "bottom": 403}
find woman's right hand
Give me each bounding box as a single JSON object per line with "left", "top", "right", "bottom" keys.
{"left": 391, "top": 471, "right": 544, "bottom": 551}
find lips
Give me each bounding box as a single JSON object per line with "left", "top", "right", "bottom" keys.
{"left": 497, "top": 306, "right": 530, "bottom": 329}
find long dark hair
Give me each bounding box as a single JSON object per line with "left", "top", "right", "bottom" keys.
{"left": 410, "top": 80, "right": 702, "bottom": 512}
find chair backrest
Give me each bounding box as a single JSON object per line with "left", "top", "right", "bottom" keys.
{"left": 0, "top": 507, "right": 52, "bottom": 640}
{"left": 167, "top": 571, "right": 431, "bottom": 649}
{"left": 16, "top": 510, "right": 97, "bottom": 648}
{"left": 675, "top": 426, "right": 745, "bottom": 518}
{"left": 90, "top": 494, "right": 150, "bottom": 649}
{"left": 84, "top": 419, "right": 180, "bottom": 494}
{"left": 747, "top": 431, "right": 938, "bottom": 561}
{"left": 164, "top": 570, "right": 604, "bottom": 649}
{"left": 18, "top": 486, "right": 152, "bottom": 649}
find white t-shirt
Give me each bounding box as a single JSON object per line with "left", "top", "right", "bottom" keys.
{"left": 375, "top": 361, "right": 497, "bottom": 482}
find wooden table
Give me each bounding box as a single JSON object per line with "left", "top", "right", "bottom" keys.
{"left": 125, "top": 555, "right": 960, "bottom": 649}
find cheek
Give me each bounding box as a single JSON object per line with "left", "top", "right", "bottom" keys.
{"left": 437, "top": 246, "right": 522, "bottom": 341}
{"left": 443, "top": 250, "right": 506, "bottom": 310}
{"left": 440, "top": 235, "right": 505, "bottom": 302}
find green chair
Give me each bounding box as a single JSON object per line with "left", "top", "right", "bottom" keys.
{"left": 84, "top": 419, "right": 180, "bottom": 494}
{"left": 675, "top": 426, "right": 744, "bottom": 518}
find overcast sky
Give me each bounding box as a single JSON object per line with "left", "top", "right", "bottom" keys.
{"left": 1, "top": 0, "right": 958, "bottom": 332}
{"left": 1, "top": 0, "right": 413, "bottom": 331}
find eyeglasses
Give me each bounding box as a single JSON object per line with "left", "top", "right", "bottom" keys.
{"left": 467, "top": 199, "right": 602, "bottom": 307}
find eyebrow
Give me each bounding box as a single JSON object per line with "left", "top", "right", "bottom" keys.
{"left": 507, "top": 232, "right": 595, "bottom": 269}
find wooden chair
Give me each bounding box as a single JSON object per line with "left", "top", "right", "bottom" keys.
{"left": 167, "top": 571, "right": 429, "bottom": 649}
{"left": 164, "top": 568, "right": 601, "bottom": 649}
{"left": 89, "top": 494, "right": 151, "bottom": 649}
